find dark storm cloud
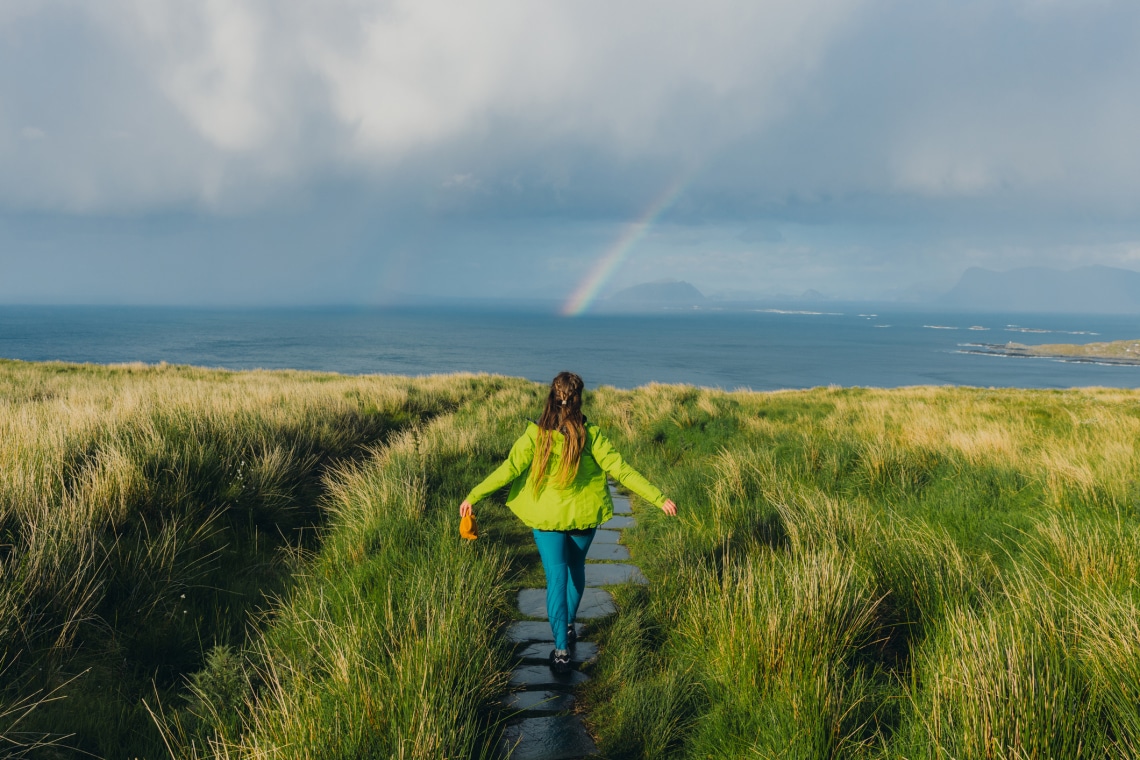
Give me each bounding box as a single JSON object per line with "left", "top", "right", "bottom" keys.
{"left": 2, "top": 0, "right": 1140, "bottom": 303}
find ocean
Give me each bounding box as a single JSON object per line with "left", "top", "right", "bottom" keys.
{"left": 0, "top": 305, "right": 1137, "bottom": 391}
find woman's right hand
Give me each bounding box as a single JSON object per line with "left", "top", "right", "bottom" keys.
{"left": 459, "top": 500, "right": 474, "bottom": 518}
{"left": 661, "top": 499, "right": 677, "bottom": 517}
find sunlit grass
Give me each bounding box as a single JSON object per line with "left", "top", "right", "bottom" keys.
{"left": 583, "top": 383, "right": 1140, "bottom": 758}
{"left": 0, "top": 360, "right": 529, "bottom": 757}
{"left": 5, "top": 361, "right": 1140, "bottom": 758}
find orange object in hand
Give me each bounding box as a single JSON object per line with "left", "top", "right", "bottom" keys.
{"left": 460, "top": 513, "right": 478, "bottom": 540}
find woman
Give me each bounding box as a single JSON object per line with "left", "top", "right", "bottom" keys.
{"left": 459, "top": 372, "right": 677, "bottom": 673}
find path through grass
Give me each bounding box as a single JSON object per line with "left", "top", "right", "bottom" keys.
{"left": 5, "top": 366, "right": 1140, "bottom": 758}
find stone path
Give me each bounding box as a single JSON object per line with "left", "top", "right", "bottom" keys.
{"left": 499, "top": 485, "right": 646, "bottom": 759}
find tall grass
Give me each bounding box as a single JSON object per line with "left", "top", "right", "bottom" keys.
{"left": 171, "top": 381, "right": 545, "bottom": 759}
{"left": 582, "top": 383, "right": 1140, "bottom": 758}
{"left": 0, "top": 361, "right": 521, "bottom": 757}
{"left": 6, "top": 363, "right": 1140, "bottom": 758}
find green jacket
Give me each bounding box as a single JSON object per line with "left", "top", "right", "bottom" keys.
{"left": 465, "top": 421, "right": 666, "bottom": 531}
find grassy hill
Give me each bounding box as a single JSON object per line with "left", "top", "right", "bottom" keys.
{"left": 3, "top": 361, "right": 1140, "bottom": 757}
{"left": 1028, "top": 338, "right": 1140, "bottom": 362}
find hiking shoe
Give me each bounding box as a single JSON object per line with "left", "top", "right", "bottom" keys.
{"left": 566, "top": 624, "right": 577, "bottom": 648}
{"left": 550, "top": 648, "right": 571, "bottom": 674}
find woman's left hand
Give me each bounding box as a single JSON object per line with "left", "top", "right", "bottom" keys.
{"left": 661, "top": 499, "right": 677, "bottom": 517}
{"left": 459, "top": 500, "right": 474, "bottom": 518}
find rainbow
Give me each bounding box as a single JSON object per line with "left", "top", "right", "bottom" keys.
{"left": 561, "top": 175, "right": 688, "bottom": 317}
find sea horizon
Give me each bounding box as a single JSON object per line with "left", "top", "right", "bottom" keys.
{"left": 1, "top": 303, "right": 1137, "bottom": 392}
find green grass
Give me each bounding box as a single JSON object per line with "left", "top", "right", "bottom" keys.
{"left": 4, "top": 365, "right": 1140, "bottom": 758}
{"left": 1020, "top": 338, "right": 1140, "bottom": 361}
{"left": 582, "top": 383, "right": 1140, "bottom": 758}
{"left": 0, "top": 361, "right": 533, "bottom": 758}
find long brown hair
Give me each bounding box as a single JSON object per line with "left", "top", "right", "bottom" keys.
{"left": 531, "top": 372, "right": 586, "bottom": 496}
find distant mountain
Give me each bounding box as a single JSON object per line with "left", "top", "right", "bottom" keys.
{"left": 609, "top": 280, "right": 705, "bottom": 303}
{"left": 940, "top": 265, "right": 1140, "bottom": 313}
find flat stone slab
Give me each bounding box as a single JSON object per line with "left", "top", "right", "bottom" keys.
{"left": 611, "top": 495, "right": 632, "bottom": 514}
{"left": 505, "top": 621, "right": 584, "bottom": 644}
{"left": 518, "top": 641, "right": 598, "bottom": 663}
{"left": 586, "top": 542, "right": 631, "bottom": 561}
{"left": 602, "top": 515, "right": 636, "bottom": 529}
{"left": 500, "top": 716, "right": 598, "bottom": 760}
{"left": 501, "top": 690, "right": 576, "bottom": 714}
{"left": 519, "top": 587, "right": 615, "bottom": 619}
{"left": 585, "top": 563, "right": 647, "bottom": 586}
{"left": 509, "top": 665, "right": 590, "bottom": 689}
{"left": 591, "top": 529, "right": 622, "bottom": 545}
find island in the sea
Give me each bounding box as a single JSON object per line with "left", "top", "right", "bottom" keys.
{"left": 962, "top": 338, "right": 1140, "bottom": 365}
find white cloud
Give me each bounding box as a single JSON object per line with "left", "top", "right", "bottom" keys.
{"left": 1, "top": 0, "right": 1139, "bottom": 228}
{"left": 125, "top": 0, "right": 268, "bottom": 151}
{"left": 0, "top": 0, "right": 864, "bottom": 210}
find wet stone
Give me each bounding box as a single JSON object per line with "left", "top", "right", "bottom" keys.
{"left": 591, "top": 529, "right": 622, "bottom": 544}
{"left": 586, "top": 563, "right": 647, "bottom": 586}
{"left": 519, "top": 588, "right": 615, "bottom": 619}
{"left": 587, "top": 542, "right": 631, "bottom": 561}
{"left": 518, "top": 641, "right": 598, "bottom": 663}
{"left": 501, "top": 690, "right": 576, "bottom": 714}
{"left": 601, "top": 515, "right": 636, "bottom": 529}
{"left": 500, "top": 716, "right": 598, "bottom": 760}
{"left": 506, "top": 621, "right": 584, "bottom": 643}
{"left": 509, "top": 665, "right": 590, "bottom": 689}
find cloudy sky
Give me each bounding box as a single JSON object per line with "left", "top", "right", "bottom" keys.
{"left": 2, "top": 0, "right": 1140, "bottom": 306}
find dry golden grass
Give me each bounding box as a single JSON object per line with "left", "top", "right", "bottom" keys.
{"left": 0, "top": 361, "right": 515, "bottom": 757}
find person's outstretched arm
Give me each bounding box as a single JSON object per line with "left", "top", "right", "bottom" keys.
{"left": 459, "top": 428, "right": 536, "bottom": 517}
{"left": 590, "top": 428, "right": 677, "bottom": 516}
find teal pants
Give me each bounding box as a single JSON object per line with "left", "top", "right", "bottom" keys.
{"left": 532, "top": 528, "right": 596, "bottom": 650}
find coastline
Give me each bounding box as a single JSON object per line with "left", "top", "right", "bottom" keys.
{"left": 961, "top": 339, "right": 1140, "bottom": 366}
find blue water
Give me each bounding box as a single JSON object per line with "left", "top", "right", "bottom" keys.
{"left": 0, "top": 305, "right": 1137, "bottom": 390}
